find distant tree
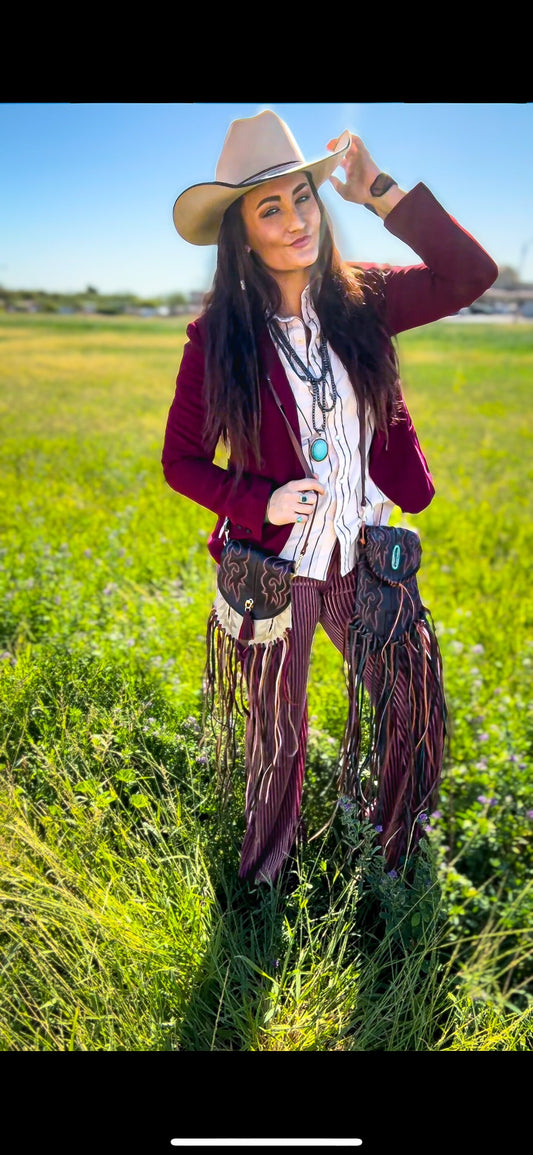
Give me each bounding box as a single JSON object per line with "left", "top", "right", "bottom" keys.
{"left": 165, "top": 292, "right": 189, "bottom": 307}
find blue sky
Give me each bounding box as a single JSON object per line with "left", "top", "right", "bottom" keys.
{"left": 1, "top": 102, "right": 532, "bottom": 297}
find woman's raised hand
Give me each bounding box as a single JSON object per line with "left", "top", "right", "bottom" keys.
{"left": 326, "top": 133, "right": 382, "bottom": 204}
{"left": 266, "top": 477, "right": 325, "bottom": 526}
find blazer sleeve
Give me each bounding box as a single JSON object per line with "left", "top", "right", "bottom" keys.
{"left": 361, "top": 182, "right": 498, "bottom": 335}
{"left": 161, "top": 319, "right": 273, "bottom": 540}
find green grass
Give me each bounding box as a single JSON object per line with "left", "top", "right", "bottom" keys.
{"left": 1, "top": 312, "right": 532, "bottom": 1051}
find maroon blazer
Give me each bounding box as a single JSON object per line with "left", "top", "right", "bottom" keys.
{"left": 161, "top": 183, "right": 497, "bottom": 565}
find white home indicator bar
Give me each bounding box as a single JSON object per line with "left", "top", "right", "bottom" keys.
{"left": 170, "top": 1142, "right": 363, "bottom": 1148}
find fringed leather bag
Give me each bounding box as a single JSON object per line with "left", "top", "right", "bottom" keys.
{"left": 214, "top": 376, "right": 317, "bottom": 644}
{"left": 214, "top": 538, "right": 295, "bottom": 647}
{"left": 204, "top": 377, "right": 317, "bottom": 792}
{"left": 339, "top": 410, "right": 448, "bottom": 871}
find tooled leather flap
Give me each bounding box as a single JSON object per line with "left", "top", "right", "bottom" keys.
{"left": 362, "top": 525, "right": 422, "bottom": 583}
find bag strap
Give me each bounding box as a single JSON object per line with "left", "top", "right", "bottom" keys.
{"left": 265, "top": 375, "right": 317, "bottom": 567}
{"left": 358, "top": 397, "right": 367, "bottom": 511}
{"left": 266, "top": 376, "right": 315, "bottom": 479}
{"left": 357, "top": 395, "right": 372, "bottom": 545}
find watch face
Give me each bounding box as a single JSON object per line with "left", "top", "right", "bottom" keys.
{"left": 369, "top": 172, "right": 397, "bottom": 197}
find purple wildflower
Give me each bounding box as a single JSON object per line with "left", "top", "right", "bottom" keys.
{"left": 418, "top": 812, "right": 429, "bottom": 824}
{"left": 431, "top": 810, "right": 442, "bottom": 820}
{"left": 526, "top": 811, "right": 533, "bottom": 820}
{"left": 387, "top": 870, "right": 398, "bottom": 879}
{"left": 374, "top": 824, "right": 383, "bottom": 834}
{"left": 471, "top": 644, "right": 485, "bottom": 654}
{"left": 478, "top": 732, "right": 489, "bottom": 742}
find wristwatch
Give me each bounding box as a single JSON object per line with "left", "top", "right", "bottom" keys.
{"left": 364, "top": 172, "right": 398, "bottom": 214}
{"left": 369, "top": 172, "right": 398, "bottom": 197}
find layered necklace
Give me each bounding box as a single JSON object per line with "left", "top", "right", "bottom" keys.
{"left": 269, "top": 318, "right": 338, "bottom": 463}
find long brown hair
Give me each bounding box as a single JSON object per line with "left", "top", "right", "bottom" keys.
{"left": 202, "top": 175, "right": 402, "bottom": 479}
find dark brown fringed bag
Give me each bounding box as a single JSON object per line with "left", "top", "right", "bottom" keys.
{"left": 339, "top": 411, "right": 448, "bottom": 871}
{"left": 204, "top": 377, "right": 317, "bottom": 794}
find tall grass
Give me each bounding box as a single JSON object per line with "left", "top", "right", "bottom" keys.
{"left": 1, "top": 313, "right": 532, "bottom": 1051}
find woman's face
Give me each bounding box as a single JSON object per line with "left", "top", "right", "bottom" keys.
{"left": 240, "top": 172, "right": 321, "bottom": 278}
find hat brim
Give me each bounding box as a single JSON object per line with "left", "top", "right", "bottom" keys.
{"left": 173, "top": 129, "right": 351, "bottom": 246}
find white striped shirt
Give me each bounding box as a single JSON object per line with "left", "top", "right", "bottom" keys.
{"left": 274, "top": 285, "right": 394, "bottom": 581}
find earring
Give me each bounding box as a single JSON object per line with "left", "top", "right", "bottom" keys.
{"left": 244, "top": 244, "right": 251, "bottom": 254}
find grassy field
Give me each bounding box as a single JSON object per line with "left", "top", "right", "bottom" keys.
{"left": 0, "top": 312, "right": 532, "bottom": 1053}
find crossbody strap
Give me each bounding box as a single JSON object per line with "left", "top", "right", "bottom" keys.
{"left": 358, "top": 397, "right": 393, "bottom": 543}
{"left": 266, "top": 375, "right": 315, "bottom": 479}
{"left": 358, "top": 399, "right": 367, "bottom": 511}
{"left": 266, "top": 375, "right": 317, "bottom": 567}
{"left": 357, "top": 394, "right": 371, "bottom": 544}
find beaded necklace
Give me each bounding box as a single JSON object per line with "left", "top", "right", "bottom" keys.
{"left": 269, "top": 318, "right": 338, "bottom": 462}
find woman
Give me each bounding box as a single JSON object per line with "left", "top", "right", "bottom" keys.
{"left": 162, "top": 108, "right": 498, "bottom": 886}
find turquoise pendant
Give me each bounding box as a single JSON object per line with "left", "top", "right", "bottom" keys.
{"left": 310, "top": 437, "right": 328, "bottom": 462}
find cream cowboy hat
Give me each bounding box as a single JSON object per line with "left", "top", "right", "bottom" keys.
{"left": 172, "top": 109, "right": 351, "bottom": 246}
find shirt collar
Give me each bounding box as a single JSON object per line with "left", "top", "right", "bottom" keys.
{"left": 273, "top": 282, "right": 316, "bottom": 326}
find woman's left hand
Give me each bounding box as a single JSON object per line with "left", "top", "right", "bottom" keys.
{"left": 326, "top": 133, "right": 382, "bottom": 204}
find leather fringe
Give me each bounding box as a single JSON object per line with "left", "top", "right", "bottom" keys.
{"left": 339, "top": 606, "right": 448, "bottom": 871}
{"left": 203, "top": 599, "right": 294, "bottom": 805}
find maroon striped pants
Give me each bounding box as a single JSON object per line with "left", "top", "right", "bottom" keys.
{"left": 238, "top": 539, "right": 444, "bottom": 885}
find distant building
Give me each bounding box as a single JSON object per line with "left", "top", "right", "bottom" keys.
{"left": 187, "top": 291, "right": 206, "bottom": 307}
{"left": 476, "top": 286, "right": 533, "bottom": 316}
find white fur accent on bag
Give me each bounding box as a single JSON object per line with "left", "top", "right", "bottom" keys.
{"left": 213, "top": 589, "right": 292, "bottom": 644}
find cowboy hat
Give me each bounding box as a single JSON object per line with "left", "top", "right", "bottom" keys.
{"left": 172, "top": 109, "right": 351, "bottom": 246}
